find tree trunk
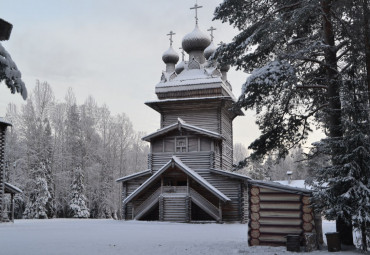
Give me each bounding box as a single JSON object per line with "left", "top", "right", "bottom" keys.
{"left": 322, "top": 0, "right": 354, "bottom": 246}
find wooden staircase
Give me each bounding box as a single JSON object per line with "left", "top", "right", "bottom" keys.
{"left": 133, "top": 186, "right": 221, "bottom": 222}
{"left": 134, "top": 188, "right": 161, "bottom": 220}
{"left": 190, "top": 188, "right": 220, "bottom": 221}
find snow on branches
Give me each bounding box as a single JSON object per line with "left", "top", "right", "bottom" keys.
{"left": 0, "top": 42, "right": 27, "bottom": 99}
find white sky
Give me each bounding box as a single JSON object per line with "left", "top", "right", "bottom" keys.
{"left": 0, "top": 0, "right": 322, "bottom": 152}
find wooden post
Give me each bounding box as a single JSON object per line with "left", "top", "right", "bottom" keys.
{"left": 10, "top": 193, "right": 14, "bottom": 222}
{"left": 218, "top": 200, "right": 222, "bottom": 222}
{"left": 186, "top": 176, "right": 189, "bottom": 195}
{"left": 132, "top": 205, "right": 135, "bottom": 220}
{"left": 161, "top": 175, "right": 164, "bottom": 194}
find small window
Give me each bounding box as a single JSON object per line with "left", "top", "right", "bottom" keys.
{"left": 188, "top": 137, "right": 198, "bottom": 152}
{"left": 164, "top": 139, "right": 175, "bottom": 152}
{"left": 200, "top": 138, "right": 212, "bottom": 151}
{"left": 176, "top": 138, "right": 187, "bottom": 153}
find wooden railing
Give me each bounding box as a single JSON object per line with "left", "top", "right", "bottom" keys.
{"left": 189, "top": 188, "right": 220, "bottom": 221}
{"left": 134, "top": 187, "right": 161, "bottom": 220}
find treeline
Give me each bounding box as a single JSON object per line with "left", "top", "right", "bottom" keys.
{"left": 4, "top": 80, "right": 149, "bottom": 219}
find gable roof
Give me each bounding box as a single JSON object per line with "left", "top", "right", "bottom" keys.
{"left": 142, "top": 118, "right": 223, "bottom": 142}
{"left": 123, "top": 156, "right": 230, "bottom": 205}
{"left": 116, "top": 169, "right": 152, "bottom": 183}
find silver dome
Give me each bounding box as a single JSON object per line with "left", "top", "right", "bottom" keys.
{"left": 162, "top": 46, "right": 179, "bottom": 64}
{"left": 182, "top": 25, "right": 211, "bottom": 53}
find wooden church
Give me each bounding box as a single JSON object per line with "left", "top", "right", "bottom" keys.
{"left": 116, "top": 4, "right": 322, "bottom": 247}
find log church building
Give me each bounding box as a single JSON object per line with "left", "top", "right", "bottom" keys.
{"left": 116, "top": 4, "right": 322, "bottom": 247}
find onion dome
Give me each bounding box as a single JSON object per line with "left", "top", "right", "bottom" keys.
{"left": 182, "top": 25, "right": 211, "bottom": 53}
{"left": 175, "top": 61, "right": 186, "bottom": 74}
{"left": 162, "top": 46, "right": 179, "bottom": 64}
{"left": 204, "top": 41, "right": 216, "bottom": 60}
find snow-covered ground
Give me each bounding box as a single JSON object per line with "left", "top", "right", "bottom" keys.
{"left": 0, "top": 219, "right": 366, "bottom": 255}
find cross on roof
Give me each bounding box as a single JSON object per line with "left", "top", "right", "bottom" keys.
{"left": 190, "top": 1, "right": 203, "bottom": 25}
{"left": 167, "top": 31, "right": 176, "bottom": 46}
{"left": 179, "top": 47, "right": 185, "bottom": 61}
{"left": 207, "top": 26, "right": 216, "bottom": 42}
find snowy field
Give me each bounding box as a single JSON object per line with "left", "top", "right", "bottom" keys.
{"left": 0, "top": 219, "right": 366, "bottom": 255}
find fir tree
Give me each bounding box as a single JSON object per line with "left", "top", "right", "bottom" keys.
{"left": 69, "top": 166, "right": 90, "bottom": 218}
{"left": 23, "top": 162, "right": 51, "bottom": 219}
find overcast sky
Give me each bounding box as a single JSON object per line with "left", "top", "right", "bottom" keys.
{"left": 0, "top": 0, "right": 322, "bottom": 152}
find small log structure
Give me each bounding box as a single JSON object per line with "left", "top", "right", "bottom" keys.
{"left": 248, "top": 181, "right": 321, "bottom": 247}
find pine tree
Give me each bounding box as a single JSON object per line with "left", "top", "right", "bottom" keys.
{"left": 69, "top": 166, "right": 89, "bottom": 218}
{"left": 311, "top": 76, "right": 370, "bottom": 250}
{"left": 212, "top": 0, "right": 370, "bottom": 245}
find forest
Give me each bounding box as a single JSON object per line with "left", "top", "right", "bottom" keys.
{"left": 3, "top": 80, "right": 149, "bottom": 219}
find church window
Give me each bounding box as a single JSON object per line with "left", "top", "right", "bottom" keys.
{"left": 176, "top": 138, "right": 187, "bottom": 152}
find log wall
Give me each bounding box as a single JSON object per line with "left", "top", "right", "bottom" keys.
{"left": 0, "top": 126, "right": 5, "bottom": 222}
{"left": 248, "top": 185, "right": 317, "bottom": 246}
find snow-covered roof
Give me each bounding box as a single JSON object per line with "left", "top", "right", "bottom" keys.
{"left": 5, "top": 182, "right": 22, "bottom": 193}
{"left": 123, "top": 156, "right": 230, "bottom": 205}
{"left": 116, "top": 169, "right": 152, "bottom": 183}
{"left": 210, "top": 168, "right": 251, "bottom": 180}
{"left": 275, "top": 180, "right": 312, "bottom": 190}
{"left": 249, "top": 179, "right": 312, "bottom": 195}
{"left": 155, "top": 68, "right": 236, "bottom": 101}
{"left": 142, "top": 118, "right": 223, "bottom": 142}
{"left": 0, "top": 117, "right": 12, "bottom": 127}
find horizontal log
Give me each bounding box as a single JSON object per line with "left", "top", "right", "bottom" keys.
{"left": 250, "top": 195, "right": 260, "bottom": 204}
{"left": 303, "top": 213, "right": 313, "bottom": 223}
{"left": 302, "top": 196, "right": 311, "bottom": 205}
{"left": 303, "top": 205, "right": 313, "bottom": 213}
{"left": 303, "top": 222, "right": 313, "bottom": 232}
{"left": 259, "top": 194, "right": 301, "bottom": 202}
{"left": 250, "top": 238, "right": 260, "bottom": 246}
{"left": 251, "top": 212, "right": 260, "bottom": 221}
{"left": 251, "top": 230, "right": 260, "bottom": 238}
{"left": 260, "top": 226, "right": 303, "bottom": 235}
{"left": 260, "top": 202, "right": 301, "bottom": 210}
{"left": 259, "top": 234, "right": 288, "bottom": 243}
{"left": 259, "top": 211, "right": 302, "bottom": 218}
{"left": 250, "top": 187, "right": 260, "bottom": 196}
{"left": 259, "top": 218, "right": 303, "bottom": 226}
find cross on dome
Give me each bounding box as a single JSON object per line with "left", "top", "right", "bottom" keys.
{"left": 190, "top": 1, "right": 203, "bottom": 25}
{"left": 207, "top": 27, "right": 216, "bottom": 42}
{"left": 167, "top": 31, "right": 176, "bottom": 46}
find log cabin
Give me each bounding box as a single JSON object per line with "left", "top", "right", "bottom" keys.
{"left": 0, "top": 118, "right": 22, "bottom": 222}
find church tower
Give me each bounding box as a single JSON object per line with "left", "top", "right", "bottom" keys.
{"left": 145, "top": 5, "right": 242, "bottom": 171}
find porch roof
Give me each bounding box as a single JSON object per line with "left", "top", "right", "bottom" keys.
{"left": 5, "top": 182, "right": 22, "bottom": 194}
{"left": 123, "top": 156, "right": 230, "bottom": 205}
{"left": 116, "top": 169, "right": 151, "bottom": 183}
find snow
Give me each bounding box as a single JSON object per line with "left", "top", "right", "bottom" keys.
{"left": 275, "top": 180, "right": 312, "bottom": 190}
{"left": 0, "top": 219, "right": 365, "bottom": 255}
